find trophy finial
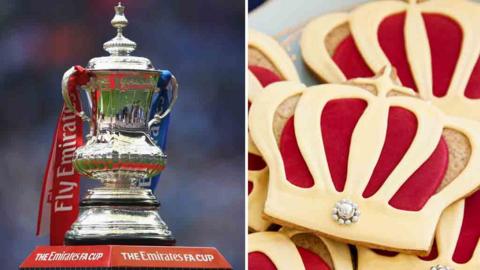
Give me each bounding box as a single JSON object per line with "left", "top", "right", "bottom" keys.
{"left": 112, "top": 2, "right": 127, "bottom": 30}
{"left": 103, "top": 2, "right": 137, "bottom": 56}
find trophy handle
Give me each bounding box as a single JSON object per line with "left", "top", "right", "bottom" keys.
{"left": 61, "top": 66, "right": 92, "bottom": 123}
{"left": 148, "top": 72, "right": 178, "bottom": 130}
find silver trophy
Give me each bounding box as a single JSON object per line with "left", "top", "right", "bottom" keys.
{"left": 61, "top": 3, "right": 178, "bottom": 245}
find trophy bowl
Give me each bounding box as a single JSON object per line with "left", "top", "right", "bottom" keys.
{"left": 61, "top": 3, "right": 178, "bottom": 246}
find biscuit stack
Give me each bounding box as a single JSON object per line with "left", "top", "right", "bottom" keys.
{"left": 248, "top": 1, "right": 480, "bottom": 269}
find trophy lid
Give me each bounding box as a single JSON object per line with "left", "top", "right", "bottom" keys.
{"left": 86, "top": 3, "right": 155, "bottom": 71}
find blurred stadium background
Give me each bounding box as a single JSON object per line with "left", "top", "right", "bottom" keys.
{"left": 0, "top": 0, "right": 245, "bottom": 268}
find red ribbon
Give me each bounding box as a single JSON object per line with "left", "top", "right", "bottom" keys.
{"left": 37, "top": 66, "right": 91, "bottom": 245}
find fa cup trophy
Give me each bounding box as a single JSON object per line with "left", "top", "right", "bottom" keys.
{"left": 61, "top": 3, "right": 177, "bottom": 245}
{"left": 21, "top": 3, "right": 233, "bottom": 269}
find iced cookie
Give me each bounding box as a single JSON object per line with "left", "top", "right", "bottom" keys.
{"left": 358, "top": 190, "right": 480, "bottom": 269}
{"left": 248, "top": 66, "right": 480, "bottom": 255}
{"left": 249, "top": 229, "right": 353, "bottom": 270}
{"left": 248, "top": 29, "right": 299, "bottom": 91}
{"left": 248, "top": 29, "right": 300, "bottom": 232}
{"left": 301, "top": 0, "right": 480, "bottom": 120}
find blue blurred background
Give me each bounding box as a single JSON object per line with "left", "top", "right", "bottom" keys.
{"left": 0, "top": 0, "right": 245, "bottom": 268}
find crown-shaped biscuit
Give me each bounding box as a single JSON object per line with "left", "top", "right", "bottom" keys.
{"left": 301, "top": 0, "right": 480, "bottom": 121}
{"left": 358, "top": 189, "right": 480, "bottom": 269}
{"left": 249, "top": 229, "right": 353, "bottom": 270}
{"left": 248, "top": 29, "right": 300, "bottom": 231}
{"left": 249, "top": 29, "right": 298, "bottom": 157}
{"left": 249, "top": 67, "right": 480, "bottom": 254}
{"left": 249, "top": 29, "right": 299, "bottom": 91}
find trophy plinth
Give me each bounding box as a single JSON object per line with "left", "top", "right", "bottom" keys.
{"left": 61, "top": 3, "right": 178, "bottom": 246}
{"left": 64, "top": 188, "right": 175, "bottom": 246}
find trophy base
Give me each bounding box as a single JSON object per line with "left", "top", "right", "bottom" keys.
{"left": 65, "top": 187, "right": 175, "bottom": 246}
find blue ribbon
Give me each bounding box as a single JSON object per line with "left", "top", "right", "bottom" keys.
{"left": 138, "top": 70, "right": 173, "bottom": 190}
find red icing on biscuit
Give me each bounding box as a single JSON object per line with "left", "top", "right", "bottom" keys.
{"left": 465, "top": 57, "right": 480, "bottom": 98}
{"left": 298, "top": 247, "right": 331, "bottom": 270}
{"left": 423, "top": 14, "right": 462, "bottom": 98}
{"left": 320, "top": 99, "right": 368, "bottom": 191}
{"left": 373, "top": 249, "right": 398, "bottom": 257}
{"left": 332, "top": 35, "right": 374, "bottom": 79}
{"left": 248, "top": 65, "right": 283, "bottom": 87}
{"left": 249, "top": 153, "right": 267, "bottom": 171}
{"left": 364, "top": 107, "right": 449, "bottom": 211}
{"left": 248, "top": 181, "right": 253, "bottom": 195}
{"left": 377, "top": 12, "right": 417, "bottom": 91}
{"left": 248, "top": 247, "right": 331, "bottom": 270}
{"left": 389, "top": 137, "right": 448, "bottom": 211}
{"left": 420, "top": 240, "right": 439, "bottom": 261}
{"left": 453, "top": 190, "right": 480, "bottom": 263}
{"left": 249, "top": 252, "right": 276, "bottom": 270}
{"left": 280, "top": 117, "right": 315, "bottom": 188}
